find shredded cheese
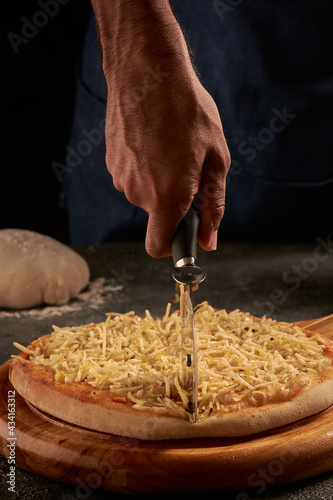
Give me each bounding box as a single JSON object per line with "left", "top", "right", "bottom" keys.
{"left": 13, "top": 302, "right": 332, "bottom": 422}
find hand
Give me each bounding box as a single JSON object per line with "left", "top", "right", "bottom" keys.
{"left": 92, "top": 0, "right": 231, "bottom": 257}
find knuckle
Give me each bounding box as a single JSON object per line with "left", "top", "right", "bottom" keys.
{"left": 215, "top": 146, "right": 231, "bottom": 173}
{"left": 208, "top": 197, "right": 226, "bottom": 223}
{"left": 112, "top": 176, "right": 124, "bottom": 193}
{"left": 124, "top": 186, "right": 138, "bottom": 205}
{"left": 210, "top": 196, "right": 226, "bottom": 211}
{"left": 223, "top": 148, "right": 232, "bottom": 170}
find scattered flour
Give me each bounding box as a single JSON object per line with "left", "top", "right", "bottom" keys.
{"left": 0, "top": 277, "right": 123, "bottom": 319}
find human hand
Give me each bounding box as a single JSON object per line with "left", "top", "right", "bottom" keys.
{"left": 92, "top": 0, "right": 231, "bottom": 257}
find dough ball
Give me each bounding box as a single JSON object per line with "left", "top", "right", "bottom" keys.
{"left": 0, "top": 229, "right": 90, "bottom": 309}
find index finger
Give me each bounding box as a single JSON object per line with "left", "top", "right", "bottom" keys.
{"left": 144, "top": 203, "right": 192, "bottom": 258}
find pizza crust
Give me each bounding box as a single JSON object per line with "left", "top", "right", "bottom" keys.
{"left": 9, "top": 355, "right": 333, "bottom": 440}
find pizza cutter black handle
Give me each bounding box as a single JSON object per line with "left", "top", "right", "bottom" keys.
{"left": 171, "top": 206, "right": 200, "bottom": 267}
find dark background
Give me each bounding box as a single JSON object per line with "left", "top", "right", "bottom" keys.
{"left": 2, "top": 0, "right": 92, "bottom": 243}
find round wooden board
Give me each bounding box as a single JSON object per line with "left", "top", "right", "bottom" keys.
{"left": 1, "top": 315, "right": 333, "bottom": 495}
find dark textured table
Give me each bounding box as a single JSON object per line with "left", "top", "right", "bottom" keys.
{"left": 1, "top": 240, "right": 333, "bottom": 500}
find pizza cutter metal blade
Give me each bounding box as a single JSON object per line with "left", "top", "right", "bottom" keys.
{"left": 171, "top": 206, "right": 206, "bottom": 423}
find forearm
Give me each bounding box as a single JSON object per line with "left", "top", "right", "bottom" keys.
{"left": 90, "top": 0, "right": 191, "bottom": 79}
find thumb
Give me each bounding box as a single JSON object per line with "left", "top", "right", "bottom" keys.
{"left": 197, "top": 150, "right": 227, "bottom": 251}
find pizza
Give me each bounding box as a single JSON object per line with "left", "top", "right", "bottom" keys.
{"left": 9, "top": 301, "right": 333, "bottom": 440}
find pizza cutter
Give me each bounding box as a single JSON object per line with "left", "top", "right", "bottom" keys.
{"left": 171, "top": 206, "right": 206, "bottom": 422}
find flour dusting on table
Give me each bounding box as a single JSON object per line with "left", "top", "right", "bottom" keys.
{"left": 0, "top": 277, "right": 122, "bottom": 319}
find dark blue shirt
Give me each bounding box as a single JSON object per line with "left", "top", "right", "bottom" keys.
{"left": 61, "top": 1, "right": 333, "bottom": 243}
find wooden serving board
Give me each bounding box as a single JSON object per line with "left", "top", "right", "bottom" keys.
{"left": 1, "top": 315, "right": 333, "bottom": 495}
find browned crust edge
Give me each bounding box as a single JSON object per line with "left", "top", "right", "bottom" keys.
{"left": 9, "top": 317, "right": 333, "bottom": 441}
{"left": 9, "top": 355, "right": 333, "bottom": 441}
